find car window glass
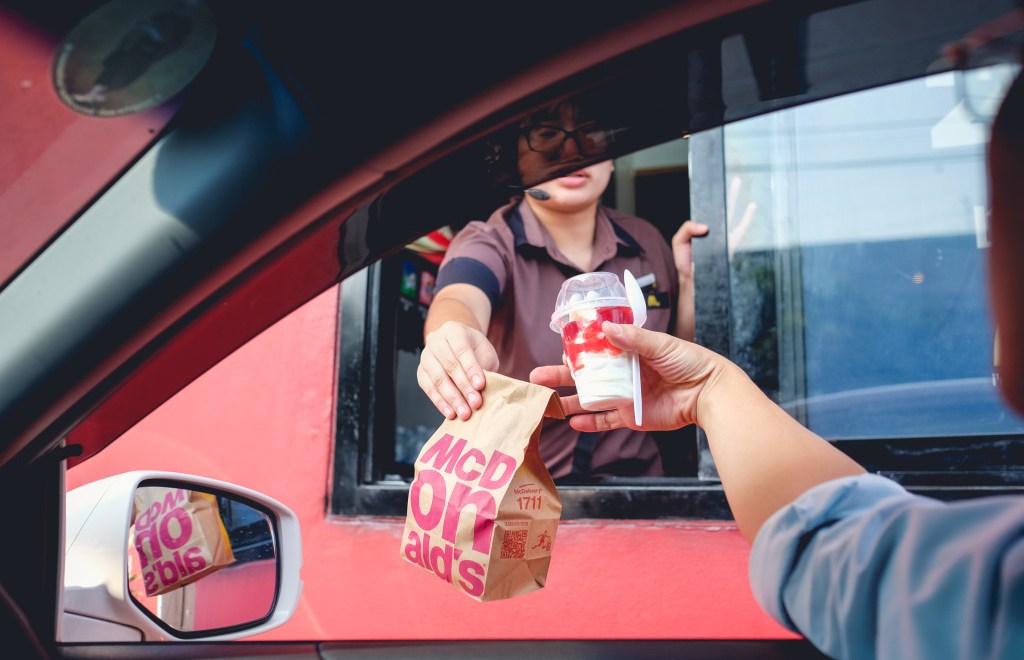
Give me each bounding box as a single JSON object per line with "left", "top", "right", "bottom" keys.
{"left": 722, "top": 66, "right": 1024, "bottom": 439}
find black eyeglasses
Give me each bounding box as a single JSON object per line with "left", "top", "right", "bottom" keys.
{"left": 522, "top": 122, "right": 609, "bottom": 156}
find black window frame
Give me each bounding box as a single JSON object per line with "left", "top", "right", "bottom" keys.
{"left": 329, "top": 261, "right": 733, "bottom": 520}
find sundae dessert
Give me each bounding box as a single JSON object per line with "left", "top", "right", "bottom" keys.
{"left": 550, "top": 272, "right": 636, "bottom": 410}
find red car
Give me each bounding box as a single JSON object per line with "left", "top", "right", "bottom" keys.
{"left": 2, "top": 0, "right": 1021, "bottom": 657}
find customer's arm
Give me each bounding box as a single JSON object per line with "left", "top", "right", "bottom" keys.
{"left": 530, "top": 322, "right": 864, "bottom": 541}
{"left": 532, "top": 324, "right": 1024, "bottom": 659}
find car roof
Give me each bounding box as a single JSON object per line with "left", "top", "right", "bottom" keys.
{"left": 0, "top": 0, "right": 773, "bottom": 469}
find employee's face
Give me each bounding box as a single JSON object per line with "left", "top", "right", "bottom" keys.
{"left": 526, "top": 160, "right": 614, "bottom": 212}
{"left": 517, "top": 102, "right": 612, "bottom": 209}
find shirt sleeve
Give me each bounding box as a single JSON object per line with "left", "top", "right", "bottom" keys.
{"left": 749, "top": 473, "right": 1024, "bottom": 660}
{"left": 434, "top": 221, "right": 509, "bottom": 309}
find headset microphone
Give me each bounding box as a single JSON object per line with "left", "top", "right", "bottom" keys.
{"left": 526, "top": 188, "right": 551, "bottom": 201}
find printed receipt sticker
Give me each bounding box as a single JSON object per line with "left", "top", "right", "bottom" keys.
{"left": 53, "top": 0, "right": 216, "bottom": 117}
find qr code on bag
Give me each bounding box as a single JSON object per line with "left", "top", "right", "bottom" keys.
{"left": 499, "top": 529, "right": 529, "bottom": 559}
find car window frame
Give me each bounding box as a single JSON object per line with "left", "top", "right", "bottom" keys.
{"left": 332, "top": 59, "right": 1024, "bottom": 521}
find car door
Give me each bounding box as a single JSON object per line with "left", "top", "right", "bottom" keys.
{"left": 2, "top": 0, "right": 774, "bottom": 655}
{"left": 2, "top": 0, "right": 1021, "bottom": 657}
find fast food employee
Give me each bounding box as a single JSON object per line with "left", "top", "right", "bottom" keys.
{"left": 416, "top": 98, "right": 708, "bottom": 479}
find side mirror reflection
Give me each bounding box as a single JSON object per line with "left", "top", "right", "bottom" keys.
{"left": 128, "top": 484, "right": 277, "bottom": 634}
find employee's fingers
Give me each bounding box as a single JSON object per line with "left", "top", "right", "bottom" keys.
{"left": 675, "top": 219, "right": 710, "bottom": 239}
{"left": 672, "top": 220, "right": 709, "bottom": 278}
{"left": 420, "top": 343, "right": 475, "bottom": 421}
{"left": 672, "top": 219, "right": 709, "bottom": 244}
{"left": 426, "top": 324, "right": 501, "bottom": 420}
{"left": 438, "top": 344, "right": 482, "bottom": 419}
{"left": 423, "top": 359, "right": 477, "bottom": 420}
{"left": 472, "top": 341, "right": 500, "bottom": 385}
{"left": 416, "top": 362, "right": 457, "bottom": 419}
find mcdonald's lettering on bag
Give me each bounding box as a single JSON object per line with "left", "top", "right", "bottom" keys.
{"left": 134, "top": 489, "right": 209, "bottom": 595}
{"left": 400, "top": 372, "right": 564, "bottom": 601}
{"left": 132, "top": 487, "right": 235, "bottom": 596}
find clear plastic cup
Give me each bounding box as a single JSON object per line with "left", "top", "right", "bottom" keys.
{"left": 549, "top": 272, "right": 635, "bottom": 411}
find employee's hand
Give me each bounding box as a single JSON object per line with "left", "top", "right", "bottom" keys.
{"left": 418, "top": 320, "right": 499, "bottom": 420}
{"left": 530, "top": 322, "right": 721, "bottom": 432}
{"left": 672, "top": 220, "right": 709, "bottom": 280}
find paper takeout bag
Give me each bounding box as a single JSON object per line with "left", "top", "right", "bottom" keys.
{"left": 132, "top": 487, "right": 236, "bottom": 596}
{"left": 400, "top": 371, "right": 565, "bottom": 601}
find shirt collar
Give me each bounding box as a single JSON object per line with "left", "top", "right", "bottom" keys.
{"left": 507, "top": 200, "right": 644, "bottom": 265}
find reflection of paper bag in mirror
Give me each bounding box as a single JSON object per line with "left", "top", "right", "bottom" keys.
{"left": 133, "top": 487, "right": 236, "bottom": 596}
{"left": 400, "top": 371, "right": 565, "bottom": 601}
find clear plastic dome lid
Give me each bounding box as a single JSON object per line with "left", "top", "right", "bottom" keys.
{"left": 549, "top": 271, "right": 629, "bottom": 333}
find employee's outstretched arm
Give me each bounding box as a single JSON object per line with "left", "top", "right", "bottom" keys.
{"left": 418, "top": 283, "right": 498, "bottom": 420}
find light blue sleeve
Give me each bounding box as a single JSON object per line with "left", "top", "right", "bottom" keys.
{"left": 749, "top": 473, "right": 1024, "bottom": 660}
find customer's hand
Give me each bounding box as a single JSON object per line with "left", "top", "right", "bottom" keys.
{"left": 537, "top": 322, "right": 866, "bottom": 543}
{"left": 417, "top": 320, "right": 499, "bottom": 420}
{"left": 530, "top": 322, "right": 722, "bottom": 432}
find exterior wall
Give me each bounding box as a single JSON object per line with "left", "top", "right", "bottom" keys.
{"left": 67, "top": 285, "right": 792, "bottom": 641}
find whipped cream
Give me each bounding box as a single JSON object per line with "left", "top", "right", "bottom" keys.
{"left": 571, "top": 352, "right": 634, "bottom": 411}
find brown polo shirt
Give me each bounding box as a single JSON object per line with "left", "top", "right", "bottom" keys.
{"left": 435, "top": 199, "right": 679, "bottom": 479}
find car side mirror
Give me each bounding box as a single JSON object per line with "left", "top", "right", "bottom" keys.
{"left": 61, "top": 471, "right": 302, "bottom": 642}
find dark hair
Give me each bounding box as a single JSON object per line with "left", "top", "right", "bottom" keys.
{"left": 481, "top": 125, "right": 522, "bottom": 193}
